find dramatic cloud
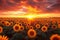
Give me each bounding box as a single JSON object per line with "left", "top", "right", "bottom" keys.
{"left": 0, "top": 0, "right": 60, "bottom": 12}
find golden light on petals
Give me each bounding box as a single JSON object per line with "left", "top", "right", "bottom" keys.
{"left": 50, "top": 34, "right": 60, "bottom": 40}
{"left": 0, "top": 35, "right": 8, "bottom": 40}
{"left": 41, "top": 26, "right": 48, "bottom": 32}
{"left": 13, "top": 24, "right": 20, "bottom": 32}
{"left": 27, "top": 29, "right": 37, "bottom": 38}
{"left": 0, "top": 26, "right": 3, "bottom": 33}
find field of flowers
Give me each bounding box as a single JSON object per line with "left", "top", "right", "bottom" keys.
{"left": 0, "top": 18, "right": 60, "bottom": 40}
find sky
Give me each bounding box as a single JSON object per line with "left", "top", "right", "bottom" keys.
{"left": 0, "top": 0, "right": 60, "bottom": 17}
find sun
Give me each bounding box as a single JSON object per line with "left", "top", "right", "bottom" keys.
{"left": 27, "top": 15, "right": 34, "bottom": 20}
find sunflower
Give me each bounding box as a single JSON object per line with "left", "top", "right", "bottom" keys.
{"left": 27, "top": 26, "right": 34, "bottom": 29}
{"left": 13, "top": 24, "right": 20, "bottom": 32}
{"left": 19, "top": 26, "right": 24, "bottom": 31}
{"left": 29, "top": 26, "right": 34, "bottom": 29}
{"left": 16, "top": 22, "right": 22, "bottom": 26}
{"left": 19, "top": 23, "right": 22, "bottom": 26}
{"left": 1, "top": 20, "right": 5, "bottom": 26}
{"left": 10, "top": 22, "right": 14, "bottom": 26}
{"left": 0, "top": 26, "right": 3, "bottom": 33}
{"left": 35, "top": 24, "right": 40, "bottom": 29}
{"left": 4, "top": 21, "right": 11, "bottom": 27}
{"left": 26, "top": 23, "right": 30, "bottom": 29}
{"left": 41, "top": 26, "right": 48, "bottom": 32}
{"left": 44, "top": 22, "right": 49, "bottom": 27}
{"left": 50, "top": 34, "right": 60, "bottom": 40}
{"left": 51, "top": 25, "right": 57, "bottom": 30}
{"left": 0, "top": 35, "right": 8, "bottom": 40}
{"left": 27, "top": 29, "right": 37, "bottom": 38}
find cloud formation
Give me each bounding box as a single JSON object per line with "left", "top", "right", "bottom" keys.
{"left": 0, "top": 0, "right": 60, "bottom": 12}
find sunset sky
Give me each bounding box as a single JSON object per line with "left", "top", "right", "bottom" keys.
{"left": 0, "top": 0, "right": 60, "bottom": 17}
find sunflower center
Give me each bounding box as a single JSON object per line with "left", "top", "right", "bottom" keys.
{"left": 53, "top": 37, "right": 59, "bottom": 40}
{"left": 43, "top": 28, "right": 46, "bottom": 30}
{"left": 15, "top": 26, "right": 19, "bottom": 30}
{"left": 30, "top": 31, "right": 34, "bottom": 36}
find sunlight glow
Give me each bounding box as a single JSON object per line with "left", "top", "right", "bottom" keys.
{"left": 0, "top": 13, "right": 60, "bottom": 18}
{"left": 26, "top": 15, "right": 34, "bottom": 20}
